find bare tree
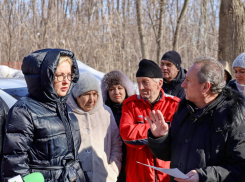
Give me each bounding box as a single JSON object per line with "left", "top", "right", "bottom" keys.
{"left": 172, "top": 0, "right": 190, "bottom": 51}
{"left": 156, "top": 0, "right": 165, "bottom": 64}
{"left": 0, "top": 0, "right": 226, "bottom": 81}
{"left": 218, "top": 0, "right": 245, "bottom": 71}
{"left": 136, "top": 0, "right": 148, "bottom": 59}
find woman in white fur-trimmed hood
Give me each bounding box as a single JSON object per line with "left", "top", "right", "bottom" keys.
{"left": 101, "top": 70, "right": 135, "bottom": 182}
{"left": 67, "top": 72, "right": 122, "bottom": 182}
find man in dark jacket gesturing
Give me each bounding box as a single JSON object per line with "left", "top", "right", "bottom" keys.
{"left": 148, "top": 56, "right": 245, "bottom": 182}
{"left": 160, "top": 51, "right": 186, "bottom": 99}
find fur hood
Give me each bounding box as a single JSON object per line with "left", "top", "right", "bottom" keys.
{"left": 101, "top": 70, "right": 135, "bottom": 102}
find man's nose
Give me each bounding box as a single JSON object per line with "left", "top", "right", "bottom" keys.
{"left": 161, "top": 65, "right": 167, "bottom": 69}
{"left": 181, "top": 79, "right": 186, "bottom": 88}
{"left": 138, "top": 83, "right": 144, "bottom": 90}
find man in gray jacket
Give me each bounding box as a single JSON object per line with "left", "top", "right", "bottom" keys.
{"left": 148, "top": 56, "right": 245, "bottom": 182}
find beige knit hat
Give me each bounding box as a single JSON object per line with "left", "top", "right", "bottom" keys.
{"left": 72, "top": 72, "right": 100, "bottom": 98}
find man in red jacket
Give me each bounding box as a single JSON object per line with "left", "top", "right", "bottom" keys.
{"left": 120, "top": 59, "right": 180, "bottom": 182}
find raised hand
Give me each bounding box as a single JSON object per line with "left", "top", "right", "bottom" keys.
{"left": 146, "top": 110, "right": 169, "bottom": 138}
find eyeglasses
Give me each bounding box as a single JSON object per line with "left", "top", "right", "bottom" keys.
{"left": 55, "top": 73, "right": 75, "bottom": 82}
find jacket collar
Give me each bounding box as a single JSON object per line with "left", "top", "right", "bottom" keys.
{"left": 138, "top": 89, "right": 164, "bottom": 107}
{"left": 163, "top": 67, "right": 187, "bottom": 84}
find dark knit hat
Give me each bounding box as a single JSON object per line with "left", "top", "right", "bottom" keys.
{"left": 136, "top": 59, "right": 163, "bottom": 78}
{"left": 161, "top": 51, "right": 181, "bottom": 70}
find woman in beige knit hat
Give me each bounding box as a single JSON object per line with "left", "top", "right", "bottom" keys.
{"left": 67, "top": 72, "right": 122, "bottom": 182}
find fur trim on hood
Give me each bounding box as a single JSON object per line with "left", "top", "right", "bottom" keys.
{"left": 101, "top": 70, "right": 135, "bottom": 102}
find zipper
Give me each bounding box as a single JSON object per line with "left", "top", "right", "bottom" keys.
{"left": 59, "top": 102, "right": 75, "bottom": 155}
{"left": 148, "top": 101, "right": 157, "bottom": 182}
{"left": 142, "top": 97, "right": 159, "bottom": 181}
{"left": 152, "top": 104, "right": 157, "bottom": 182}
{"left": 154, "top": 156, "right": 157, "bottom": 182}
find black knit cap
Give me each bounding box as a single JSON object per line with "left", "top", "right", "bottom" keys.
{"left": 161, "top": 51, "right": 181, "bottom": 70}
{"left": 136, "top": 59, "right": 163, "bottom": 78}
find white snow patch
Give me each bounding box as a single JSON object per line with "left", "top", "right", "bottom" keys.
{"left": 0, "top": 65, "right": 24, "bottom": 78}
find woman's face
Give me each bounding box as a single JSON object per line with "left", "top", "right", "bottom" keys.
{"left": 53, "top": 61, "right": 72, "bottom": 97}
{"left": 234, "top": 67, "right": 245, "bottom": 85}
{"left": 76, "top": 90, "right": 98, "bottom": 112}
{"left": 108, "top": 85, "right": 126, "bottom": 104}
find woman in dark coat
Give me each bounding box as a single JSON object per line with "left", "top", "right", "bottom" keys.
{"left": 101, "top": 70, "right": 134, "bottom": 182}
{"left": 1, "top": 48, "right": 86, "bottom": 182}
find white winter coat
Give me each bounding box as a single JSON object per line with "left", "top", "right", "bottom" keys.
{"left": 67, "top": 91, "right": 122, "bottom": 182}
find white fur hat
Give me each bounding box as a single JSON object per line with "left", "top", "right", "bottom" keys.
{"left": 232, "top": 52, "right": 245, "bottom": 69}
{"left": 72, "top": 72, "right": 100, "bottom": 98}
{"left": 101, "top": 70, "right": 135, "bottom": 102}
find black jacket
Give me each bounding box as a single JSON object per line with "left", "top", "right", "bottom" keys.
{"left": 148, "top": 88, "right": 245, "bottom": 182}
{"left": 0, "top": 97, "right": 8, "bottom": 182}
{"left": 1, "top": 49, "right": 85, "bottom": 182}
{"left": 105, "top": 97, "right": 123, "bottom": 127}
{"left": 162, "top": 67, "right": 186, "bottom": 100}
{"left": 105, "top": 98, "right": 126, "bottom": 182}
{"left": 227, "top": 79, "right": 239, "bottom": 92}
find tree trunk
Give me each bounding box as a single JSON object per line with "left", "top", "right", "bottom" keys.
{"left": 218, "top": 0, "right": 245, "bottom": 74}
{"left": 136, "top": 0, "right": 148, "bottom": 59}
{"left": 172, "top": 0, "right": 189, "bottom": 52}
{"left": 156, "top": 0, "right": 164, "bottom": 65}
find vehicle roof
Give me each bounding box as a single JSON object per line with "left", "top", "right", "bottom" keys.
{"left": 0, "top": 78, "right": 27, "bottom": 89}
{"left": 0, "top": 89, "right": 17, "bottom": 108}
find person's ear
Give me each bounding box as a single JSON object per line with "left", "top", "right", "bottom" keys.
{"left": 203, "top": 82, "right": 211, "bottom": 93}
{"left": 159, "top": 79, "right": 163, "bottom": 88}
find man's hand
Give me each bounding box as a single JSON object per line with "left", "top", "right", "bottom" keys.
{"left": 174, "top": 170, "right": 199, "bottom": 182}
{"left": 146, "top": 110, "right": 169, "bottom": 138}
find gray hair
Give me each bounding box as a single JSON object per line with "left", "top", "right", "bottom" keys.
{"left": 153, "top": 78, "right": 163, "bottom": 84}
{"left": 194, "top": 56, "right": 226, "bottom": 94}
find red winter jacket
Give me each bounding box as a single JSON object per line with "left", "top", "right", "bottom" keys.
{"left": 120, "top": 89, "right": 180, "bottom": 182}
